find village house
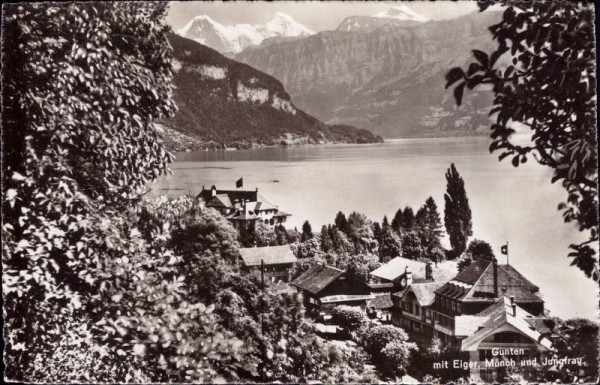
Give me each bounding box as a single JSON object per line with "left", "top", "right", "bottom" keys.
{"left": 367, "top": 257, "right": 456, "bottom": 322}
{"left": 392, "top": 258, "right": 555, "bottom": 382}
{"left": 197, "top": 185, "right": 291, "bottom": 229}
{"left": 369, "top": 256, "right": 457, "bottom": 292}
{"left": 290, "top": 264, "right": 372, "bottom": 315}
{"left": 238, "top": 245, "right": 297, "bottom": 282}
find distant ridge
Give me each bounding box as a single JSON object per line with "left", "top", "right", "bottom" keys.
{"left": 159, "top": 33, "right": 382, "bottom": 151}
{"left": 236, "top": 10, "right": 502, "bottom": 138}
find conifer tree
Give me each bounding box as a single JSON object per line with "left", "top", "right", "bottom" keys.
{"left": 402, "top": 206, "right": 415, "bottom": 230}
{"left": 382, "top": 215, "right": 390, "bottom": 228}
{"left": 334, "top": 211, "right": 348, "bottom": 234}
{"left": 301, "top": 220, "right": 313, "bottom": 242}
{"left": 391, "top": 208, "right": 404, "bottom": 234}
{"left": 444, "top": 164, "right": 473, "bottom": 258}
{"left": 423, "top": 197, "right": 444, "bottom": 249}
{"left": 320, "top": 225, "right": 333, "bottom": 252}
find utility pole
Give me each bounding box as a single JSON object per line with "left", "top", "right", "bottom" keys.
{"left": 260, "top": 258, "right": 266, "bottom": 381}
{"left": 261, "top": 258, "right": 265, "bottom": 333}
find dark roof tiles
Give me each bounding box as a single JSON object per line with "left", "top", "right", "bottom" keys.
{"left": 290, "top": 265, "right": 345, "bottom": 295}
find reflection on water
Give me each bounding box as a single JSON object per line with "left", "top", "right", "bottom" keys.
{"left": 151, "top": 137, "right": 596, "bottom": 320}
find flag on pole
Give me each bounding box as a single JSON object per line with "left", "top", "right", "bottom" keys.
{"left": 501, "top": 243, "right": 508, "bottom": 255}
{"left": 236, "top": 177, "right": 243, "bottom": 188}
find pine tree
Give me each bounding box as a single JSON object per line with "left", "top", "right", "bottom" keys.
{"left": 377, "top": 226, "right": 402, "bottom": 262}
{"left": 402, "top": 206, "right": 415, "bottom": 230}
{"left": 391, "top": 208, "right": 404, "bottom": 234}
{"left": 334, "top": 211, "right": 348, "bottom": 234}
{"left": 382, "top": 215, "right": 390, "bottom": 228}
{"left": 415, "top": 206, "right": 428, "bottom": 244}
{"left": 301, "top": 220, "right": 313, "bottom": 242}
{"left": 320, "top": 225, "right": 334, "bottom": 252}
{"left": 373, "top": 221, "right": 383, "bottom": 241}
{"left": 444, "top": 164, "right": 473, "bottom": 258}
{"left": 423, "top": 197, "right": 444, "bottom": 250}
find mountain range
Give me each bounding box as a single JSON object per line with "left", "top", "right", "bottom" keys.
{"left": 233, "top": 9, "right": 502, "bottom": 138}
{"left": 177, "top": 12, "right": 314, "bottom": 54}
{"left": 337, "top": 5, "right": 431, "bottom": 32}
{"left": 158, "top": 33, "right": 382, "bottom": 151}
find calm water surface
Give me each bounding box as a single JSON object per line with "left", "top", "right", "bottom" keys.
{"left": 151, "top": 137, "right": 596, "bottom": 320}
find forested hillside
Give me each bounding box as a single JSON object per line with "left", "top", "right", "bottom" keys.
{"left": 160, "top": 33, "right": 382, "bottom": 150}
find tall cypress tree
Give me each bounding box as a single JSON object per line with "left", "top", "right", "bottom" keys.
{"left": 444, "top": 164, "right": 473, "bottom": 258}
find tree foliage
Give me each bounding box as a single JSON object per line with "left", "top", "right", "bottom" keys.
{"left": 444, "top": 164, "right": 473, "bottom": 258}
{"left": 376, "top": 224, "right": 402, "bottom": 262}
{"left": 446, "top": 2, "right": 597, "bottom": 279}
{"left": 466, "top": 238, "right": 495, "bottom": 261}
{"left": 331, "top": 305, "right": 368, "bottom": 332}
{"left": 0, "top": 3, "right": 246, "bottom": 382}
{"left": 362, "top": 324, "right": 417, "bottom": 379}
{"left": 401, "top": 231, "right": 423, "bottom": 260}
{"left": 301, "top": 220, "right": 313, "bottom": 242}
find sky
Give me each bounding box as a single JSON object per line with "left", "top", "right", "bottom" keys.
{"left": 167, "top": 1, "right": 481, "bottom": 32}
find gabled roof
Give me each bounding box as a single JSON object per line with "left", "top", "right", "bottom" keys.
{"left": 394, "top": 282, "right": 445, "bottom": 306}
{"left": 198, "top": 187, "right": 260, "bottom": 203}
{"left": 239, "top": 245, "right": 297, "bottom": 266}
{"left": 367, "top": 293, "right": 394, "bottom": 309}
{"left": 370, "top": 257, "right": 425, "bottom": 281}
{"left": 291, "top": 265, "right": 345, "bottom": 295}
{"left": 207, "top": 194, "right": 232, "bottom": 208}
{"left": 435, "top": 261, "right": 543, "bottom": 303}
{"left": 410, "top": 282, "right": 446, "bottom": 306}
{"left": 249, "top": 201, "right": 276, "bottom": 212}
{"left": 454, "top": 259, "right": 491, "bottom": 285}
{"left": 459, "top": 297, "right": 554, "bottom": 351}
{"left": 270, "top": 280, "right": 297, "bottom": 295}
{"left": 369, "top": 257, "right": 457, "bottom": 282}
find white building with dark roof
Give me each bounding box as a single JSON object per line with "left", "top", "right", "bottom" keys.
{"left": 197, "top": 185, "right": 291, "bottom": 229}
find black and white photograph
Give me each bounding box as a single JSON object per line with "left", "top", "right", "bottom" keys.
{"left": 2, "top": 1, "right": 599, "bottom": 383}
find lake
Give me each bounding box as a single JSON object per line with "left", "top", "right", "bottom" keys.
{"left": 151, "top": 137, "right": 597, "bottom": 320}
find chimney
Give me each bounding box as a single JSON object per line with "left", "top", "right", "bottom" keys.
{"left": 243, "top": 199, "right": 248, "bottom": 215}
{"left": 493, "top": 258, "right": 498, "bottom": 298}
{"left": 211, "top": 185, "right": 217, "bottom": 197}
{"left": 425, "top": 261, "right": 433, "bottom": 281}
{"left": 510, "top": 295, "right": 516, "bottom": 316}
{"left": 256, "top": 187, "right": 258, "bottom": 192}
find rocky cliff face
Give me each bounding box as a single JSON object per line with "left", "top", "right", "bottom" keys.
{"left": 159, "top": 33, "right": 382, "bottom": 150}
{"left": 235, "top": 11, "right": 502, "bottom": 138}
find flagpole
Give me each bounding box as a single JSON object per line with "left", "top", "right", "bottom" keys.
{"left": 507, "top": 241, "right": 509, "bottom": 265}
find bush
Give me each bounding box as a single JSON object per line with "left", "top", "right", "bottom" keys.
{"left": 331, "top": 305, "right": 368, "bottom": 332}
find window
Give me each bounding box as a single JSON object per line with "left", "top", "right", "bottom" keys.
{"left": 415, "top": 304, "right": 420, "bottom": 316}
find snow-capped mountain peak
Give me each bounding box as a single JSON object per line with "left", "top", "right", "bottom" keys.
{"left": 177, "top": 12, "right": 315, "bottom": 54}
{"left": 373, "top": 5, "right": 430, "bottom": 23}
{"left": 263, "top": 12, "right": 315, "bottom": 37}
